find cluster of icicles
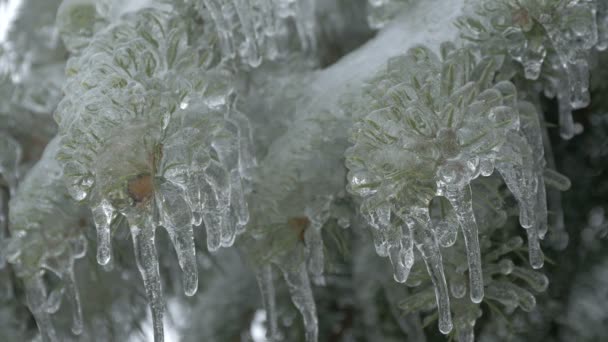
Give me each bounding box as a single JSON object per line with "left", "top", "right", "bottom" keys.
{"left": 189, "top": 0, "right": 317, "bottom": 66}
{"left": 458, "top": 0, "right": 608, "bottom": 139}
{"left": 345, "top": 43, "right": 569, "bottom": 335}
{"left": 52, "top": 5, "right": 254, "bottom": 341}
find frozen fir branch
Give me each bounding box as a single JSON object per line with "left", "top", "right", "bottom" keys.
{"left": 53, "top": 3, "right": 256, "bottom": 340}
{"left": 457, "top": 0, "right": 607, "bottom": 139}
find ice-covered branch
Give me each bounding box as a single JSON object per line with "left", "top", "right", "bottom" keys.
{"left": 4, "top": 138, "right": 88, "bottom": 342}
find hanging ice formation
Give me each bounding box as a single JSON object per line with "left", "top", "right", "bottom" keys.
{"left": 1, "top": 0, "right": 67, "bottom": 270}
{"left": 188, "top": 0, "right": 317, "bottom": 67}
{"left": 0, "top": 136, "right": 21, "bottom": 197}
{"left": 3, "top": 138, "right": 88, "bottom": 342}
{"left": 345, "top": 43, "right": 558, "bottom": 334}
{"left": 458, "top": 0, "right": 605, "bottom": 139}
{"left": 54, "top": 4, "right": 254, "bottom": 341}
{"left": 400, "top": 176, "right": 550, "bottom": 341}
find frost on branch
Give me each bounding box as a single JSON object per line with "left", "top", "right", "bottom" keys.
{"left": 345, "top": 43, "right": 552, "bottom": 334}
{"left": 4, "top": 138, "right": 88, "bottom": 342}
{"left": 54, "top": 6, "right": 254, "bottom": 341}
{"left": 458, "top": 0, "right": 604, "bottom": 139}
{"left": 188, "top": 0, "right": 316, "bottom": 67}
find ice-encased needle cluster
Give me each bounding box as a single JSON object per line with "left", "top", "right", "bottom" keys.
{"left": 187, "top": 0, "right": 316, "bottom": 67}
{"left": 54, "top": 4, "right": 254, "bottom": 341}
{"left": 345, "top": 43, "right": 551, "bottom": 334}
{"left": 3, "top": 138, "right": 88, "bottom": 342}
{"left": 458, "top": 0, "right": 605, "bottom": 139}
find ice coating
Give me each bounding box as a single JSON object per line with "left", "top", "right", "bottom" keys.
{"left": 189, "top": 0, "right": 316, "bottom": 66}
{"left": 458, "top": 0, "right": 603, "bottom": 139}
{"left": 54, "top": 6, "right": 254, "bottom": 341}
{"left": 345, "top": 44, "right": 550, "bottom": 334}
{"left": 255, "top": 265, "right": 279, "bottom": 341}
{"left": 5, "top": 138, "right": 88, "bottom": 341}
{"left": 0, "top": 134, "right": 22, "bottom": 196}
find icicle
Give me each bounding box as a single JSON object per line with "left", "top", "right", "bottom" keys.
{"left": 303, "top": 226, "right": 325, "bottom": 285}
{"left": 162, "top": 221, "right": 198, "bottom": 296}
{"left": 566, "top": 59, "right": 591, "bottom": 109}
{"left": 599, "top": 1, "right": 608, "bottom": 50}
{"left": 229, "top": 110, "right": 256, "bottom": 177}
{"left": 388, "top": 224, "right": 414, "bottom": 283}
{"left": 557, "top": 85, "right": 575, "bottom": 140}
{"left": 433, "top": 197, "right": 459, "bottom": 248}
{"left": 62, "top": 263, "right": 84, "bottom": 334}
{"left": 497, "top": 132, "right": 537, "bottom": 229}
{"left": 202, "top": 0, "right": 236, "bottom": 59}
{"left": 205, "top": 161, "right": 235, "bottom": 248}
{"left": 25, "top": 275, "right": 58, "bottom": 342}
{"left": 230, "top": 170, "right": 249, "bottom": 231}
{"left": 442, "top": 184, "right": 484, "bottom": 303}
{"left": 91, "top": 199, "right": 115, "bottom": 265}
{"left": 0, "top": 188, "right": 7, "bottom": 269}
{"left": 234, "top": 0, "right": 262, "bottom": 66}
{"left": 130, "top": 222, "right": 164, "bottom": 342}
{"left": 0, "top": 135, "right": 22, "bottom": 195}
{"left": 407, "top": 211, "right": 453, "bottom": 334}
{"left": 304, "top": 197, "right": 331, "bottom": 285}
{"left": 279, "top": 261, "right": 318, "bottom": 342}
{"left": 535, "top": 174, "right": 549, "bottom": 239}
{"left": 255, "top": 265, "right": 279, "bottom": 341}
{"left": 156, "top": 181, "right": 198, "bottom": 296}
{"left": 526, "top": 223, "right": 544, "bottom": 269}
{"left": 201, "top": 171, "right": 230, "bottom": 251}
